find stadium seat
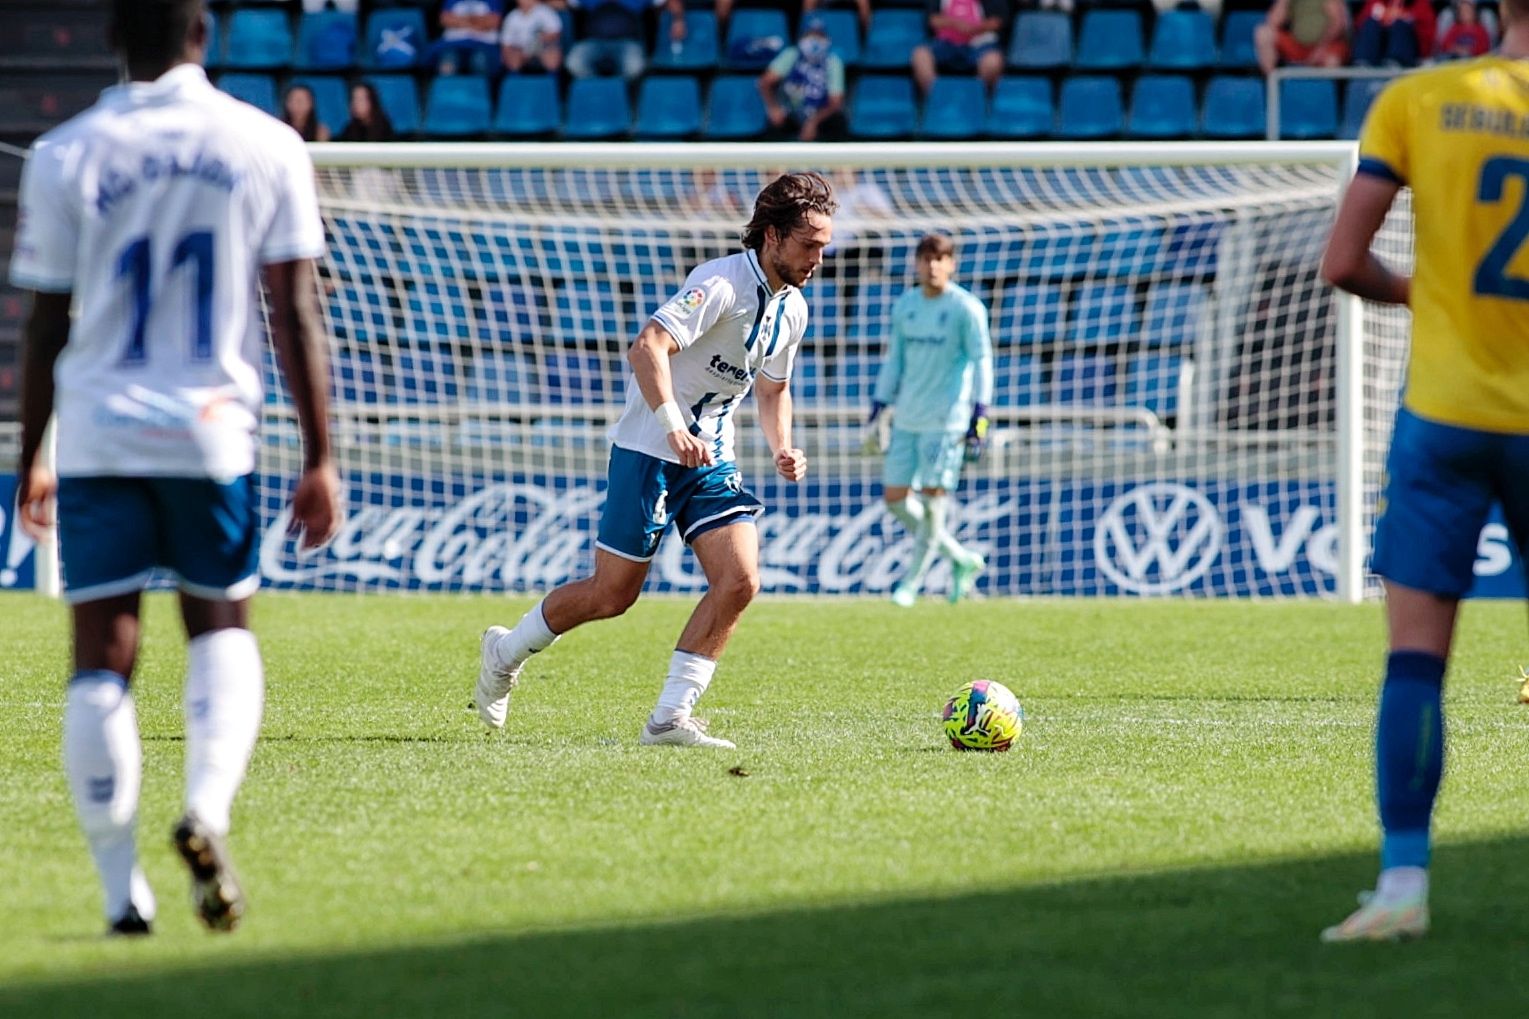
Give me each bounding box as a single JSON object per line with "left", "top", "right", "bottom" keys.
{"left": 563, "top": 77, "right": 632, "bottom": 139}
{"left": 1340, "top": 77, "right": 1389, "bottom": 140}
{"left": 1147, "top": 9, "right": 1216, "bottom": 71}
{"left": 816, "top": 9, "right": 862, "bottom": 66}
{"left": 1142, "top": 282, "right": 1208, "bottom": 349}
{"left": 495, "top": 75, "right": 561, "bottom": 137}
{"left": 704, "top": 74, "right": 767, "bottom": 138}
{"left": 332, "top": 348, "right": 384, "bottom": 404}
{"left": 543, "top": 351, "right": 611, "bottom": 404}
{"left": 1219, "top": 11, "right": 1264, "bottom": 69}
{"left": 805, "top": 277, "right": 840, "bottom": 343}
{"left": 364, "top": 74, "right": 422, "bottom": 135}
{"left": 422, "top": 75, "right": 491, "bottom": 137}
{"left": 224, "top": 9, "right": 294, "bottom": 69}
{"left": 1074, "top": 10, "right": 1144, "bottom": 71}
{"left": 288, "top": 75, "right": 348, "bottom": 136}
{"left": 1056, "top": 75, "right": 1123, "bottom": 140}
{"left": 793, "top": 358, "right": 823, "bottom": 402}
{"left": 652, "top": 10, "right": 718, "bottom": 70}
{"left": 393, "top": 347, "right": 460, "bottom": 404}
{"left": 1278, "top": 78, "right": 1338, "bottom": 140}
{"left": 829, "top": 356, "right": 880, "bottom": 403}
{"left": 1050, "top": 354, "right": 1118, "bottom": 406}
{"left": 635, "top": 76, "right": 702, "bottom": 139}
{"left": 997, "top": 283, "right": 1067, "bottom": 346}
{"left": 861, "top": 9, "right": 926, "bottom": 69}
{"left": 1201, "top": 75, "right": 1265, "bottom": 139}
{"left": 362, "top": 7, "right": 427, "bottom": 69}
{"left": 216, "top": 73, "right": 279, "bottom": 117}
{"left": 480, "top": 284, "right": 545, "bottom": 344}
{"left": 992, "top": 353, "right": 1044, "bottom": 407}
{"left": 1126, "top": 75, "right": 1196, "bottom": 140}
{"left": 294, "top": 10, "right": 358, "bottom": 71}
{"left": 466, "top": 353, "right": 532, "bottom": 404}
{"left": 206, "top": 11, "right": 222, "bottom": 69}
{"left": 920, "top": 76, "right": 985, "bottom": 140}
{"left": 849, "top": 75, "right": 917, "bottom": 139}
{"left": 986, "top": 77, "right": 1052, "bottom": 138}
{"left": 1008, "top": 11, "right": 1071, "bottom": 70}
{"left": 1125, "top": 353, "right": 1183, "bottom": 419}
{"left": 1072, "top": 283, "right": 1138, "bottom": 344}
{"left": 722, "top": 8, "right": 790, "bottom": 70}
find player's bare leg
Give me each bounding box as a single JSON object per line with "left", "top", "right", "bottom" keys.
{"left": 476, "top": 551, "right": 649, "bottom": 729}
{"left": 641, "top": 521, "right": 760, "bottom": 749}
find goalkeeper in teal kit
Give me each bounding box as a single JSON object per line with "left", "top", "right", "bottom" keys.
{"left": 865, "top": 232, "right": 993, "bottom": 606}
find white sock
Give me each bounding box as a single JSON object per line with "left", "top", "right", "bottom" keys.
{"left": 1375, "top": 866, "right": 1429, "bottom": 904}
{"left": 886, "top": 494, "right": 925, "bottom": 533}
{"left": 926, "top": 494, "right": 971, "bottom": 565}
{"left": 184, "top": 628, "right": 265, "bottom": 837}
{"left": 649, "top": 650, "right": 718, "bottom": 726}
{"left": 64, "top": 670, "right": 155, "bottom": 923}
{"left": 492, "top": 600, "right": 560, "bottom": 670}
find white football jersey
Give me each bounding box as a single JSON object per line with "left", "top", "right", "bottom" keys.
{"left": 9, "top": 64, "right": 325, "bottom": 480}
{"left": 610, "top": 249, "right": 808, "bottom": 463}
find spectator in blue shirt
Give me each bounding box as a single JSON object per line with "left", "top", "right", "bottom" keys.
{"left": 566, "top": 0, "right": 685, "bottom": 80}
{"left": 757, "top": 16, "right": 847, "bottom": 141}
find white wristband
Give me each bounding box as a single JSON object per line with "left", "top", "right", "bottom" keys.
{"left": 654, "top": 401, "right": 687, "bottom": 434}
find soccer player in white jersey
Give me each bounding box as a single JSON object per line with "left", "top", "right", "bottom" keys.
{"left": 864, "top": 232, "right": 993, "bottom": 607}
{"left": 10, "top": 0, "right": 341, "bottom": 935}
{"left": 476, "top": 173, "right": 836, "bottom": 748}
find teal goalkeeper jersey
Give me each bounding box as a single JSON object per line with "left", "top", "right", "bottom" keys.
{"left": 873, "top": 283, "right": 994, "bottom": 433}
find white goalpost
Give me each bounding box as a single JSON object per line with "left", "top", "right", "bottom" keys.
{"left": 4, "top": 141, "right": 1412, "bottom": 601}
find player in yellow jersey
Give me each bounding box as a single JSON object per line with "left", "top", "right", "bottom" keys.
{"left": 1318, "top": 2, "right": 1529, "bottom": 943}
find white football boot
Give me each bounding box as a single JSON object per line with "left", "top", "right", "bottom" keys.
{"left": 640, "top": 716, "right": 736, "bottom": 749}
{"left": 1320, "top": 890, "right": 1429, "bottom": 942}
{"left": 475, "top": 626, "right": 520, "bottom": 730}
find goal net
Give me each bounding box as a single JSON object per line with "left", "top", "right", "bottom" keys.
{"left": 248, "top": 141, "right": 1409, "bottom": 599}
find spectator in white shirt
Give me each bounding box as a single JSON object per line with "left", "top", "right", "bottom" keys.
{"left": 500, "top": 0, "right": 565, "bottom": 73}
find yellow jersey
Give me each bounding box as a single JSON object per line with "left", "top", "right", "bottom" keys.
{"left": 1358, "top": 57, "right": 1529, "bottom": 432}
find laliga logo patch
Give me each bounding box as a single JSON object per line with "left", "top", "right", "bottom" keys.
{"left": 667, "top": 287, "right": 706, "bottom": 317}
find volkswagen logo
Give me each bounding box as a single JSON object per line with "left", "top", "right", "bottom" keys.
{"left": 1094, "top": 483, "right": 1224, "bottom": 595}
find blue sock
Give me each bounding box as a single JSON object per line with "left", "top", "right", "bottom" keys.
{"left": 1376, "top": 650, "right": 1446, "bottom": 870}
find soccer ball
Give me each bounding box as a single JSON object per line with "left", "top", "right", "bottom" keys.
{"left": 942, "top": 680, "right": 1023, "bottom": 752}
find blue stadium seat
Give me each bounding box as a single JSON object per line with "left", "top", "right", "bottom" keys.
{"left": 480, "top": 284, "right": 545, "bottom": 344}
{"left": 816, "top": 9, "right": 862, "bottom": 66}
{"left": 861, "top": 9, "right": 926, "bottom": 69}
{"left": 920, "top": 76, "right": 985, "bottom": 140}
{"left": 635, "top": 76, "right": 702, "bottom": 138}
{"left": 1142, "top": 282, "right": 1207, "bottom": 349}
{"left": 553, "top": 279, "right": 621, "bottom": 343}
{"left": 652, "top": 10, "right": 718, "bottom": 70}
{"left": 216, "top": 73, "right": 279, "bottom": 117}
{"left": 294, "top": 10, "right": 357, "bottom": 71}
{"left": 362, "top": 7, "right": 427, "bottom": 70}
{"left": 1074, "top": 10, "right": 1144, "bottom": 71}
{"left": 1278, "top": 78, "right": 1338, "bottom": 139}
{"left": 723, "top": 8, "right": 790, "bottom": 70}
{"left": 805, "top": 277, "right": 840, "bottom": 343}
{"left": 495, "top": 75, "right": 560, "bottom": 136}
{"left": 1056, "top": 75, "right": 1123, "bottom": 140}
{"left": 793, "top": 358, "right": 823, "bottom": 402}
{"left": 1126, "top": 75, "right": 1195, "bottom": 140}
{"left": 364, "top": 74, "right": 422, "bottom": 135}
{"left": 1126, "top": 353, "right": 1183, "bottom": 419}
{"left": 206, "top": 11, "right": 222, "bottom": 69}
{"left": 393, "top": 347, "right": 460, "bottom": 405}
{"left": 422, "top": 76, "right": 491, "bottom": 137}
{"left": 1219, "top": 11, "right": 1264, "bottom": 69}
{"left": 1008, "top": 11, "right": 1071, "bottom": 70}
{"left": 563, "top": 77, "right": 632, "bottom": 139}
{"left": 288, "top": 75, "right": 348, "bottom": 136}
{"left": 544, "top": 351, "right": 611, "bottom": 405}
{"left": 466, "top": 353, "right": 532, "bottom": 404}
{"left": 1201, "top": 75, "right": 1265, "bottom": 139}
{"left": 1050, "top": 355, "right": 1118, "bottom": 406}
{"left": 332, "top": 348, "right": 384, "bottom": 404}
{"left": 704, "top": 74, "right": 767, "bottom": 138}
{"left": 1341, "top": 77, "right": 1389, "bottom": 140}
{"left": 1072, "top": 283, "right": 1138, "bottom": 344}
{"left": 998, "top": 283, "right": 1066, "bottom": 345}
{"left": 986, "top": 77, "right": 1052, "bottom": 138}
{"left": 829, "top": 356, "right": 880, "bottom": 403}
{"left": 849, "top": 75, "right": 917, "bottom": 139}
{"left": 224, "top": 9, "right": 293, "bottom": 70}
{"left": 993, "top": 353, "right": 1044, "bottom": 407}
{"left": 1147, "top": 9, "right": 1216, "bottom": 71}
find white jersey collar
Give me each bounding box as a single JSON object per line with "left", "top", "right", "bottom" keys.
{"left": 105, "top": 63, "right": 213, "bottom": 105}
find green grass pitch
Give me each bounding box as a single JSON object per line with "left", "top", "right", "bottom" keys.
{"left": 4, "top": 591, "right": 1529, "bottom": 1017}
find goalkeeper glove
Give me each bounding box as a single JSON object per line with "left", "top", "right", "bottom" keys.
{"left": 861, "top": 401, "right": 889, "bottom": 456}
{"left": 963, "top": 404, "right": 989, "bottom": 464}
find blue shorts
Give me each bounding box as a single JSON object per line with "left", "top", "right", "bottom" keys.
{"left": 596, "top": 446, "right": 764, "bottom": 562}
{"left": 57, "top": 475, "right": 261, "bottom": 605}
{"left": 883, "top": 429, "right": 966, "bottom": 492}
{"left": 928, "top": 38, "right": 1001, "bottom": 71}
{"left": 1371, "top": 407, "right": 1529, "bottom": 597}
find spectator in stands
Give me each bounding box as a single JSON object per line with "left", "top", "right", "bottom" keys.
{"left": 1352, "top": 0, "right": 1435, "bottom": 65}
{"left": 500, "top": 0, "right": 564, "bottom": 72}
{"left": 304, "top": 0, "right": 359, "bottom": 11}
{"left": 281, "top": 83, "right": 331, "bottom": 142}
{"left": 1256, "top": 0, "right": 1351, "bottom": 75}
{"left": 566, "top": 0, "right": 684, "bottom": 80}
{"left": 336, "top": 82, "right": 396, "bottom": 141}
{"left": 802, "top": 0, "right": 872, "bottom": 30}
{"left": 758, "top": 15, "right": 848, "bottom": 142}
{"left": 431, "top": 0, "right": 505, "bottom": 75}
{"left": 1437, "top": 0, "right": 1492, "bottom": 56}
{"left": 911, "top": 0, "right": 1010, "bottom": 97}
{"left": 1437, "top": 0, "right": 1499, "bottom": 53}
